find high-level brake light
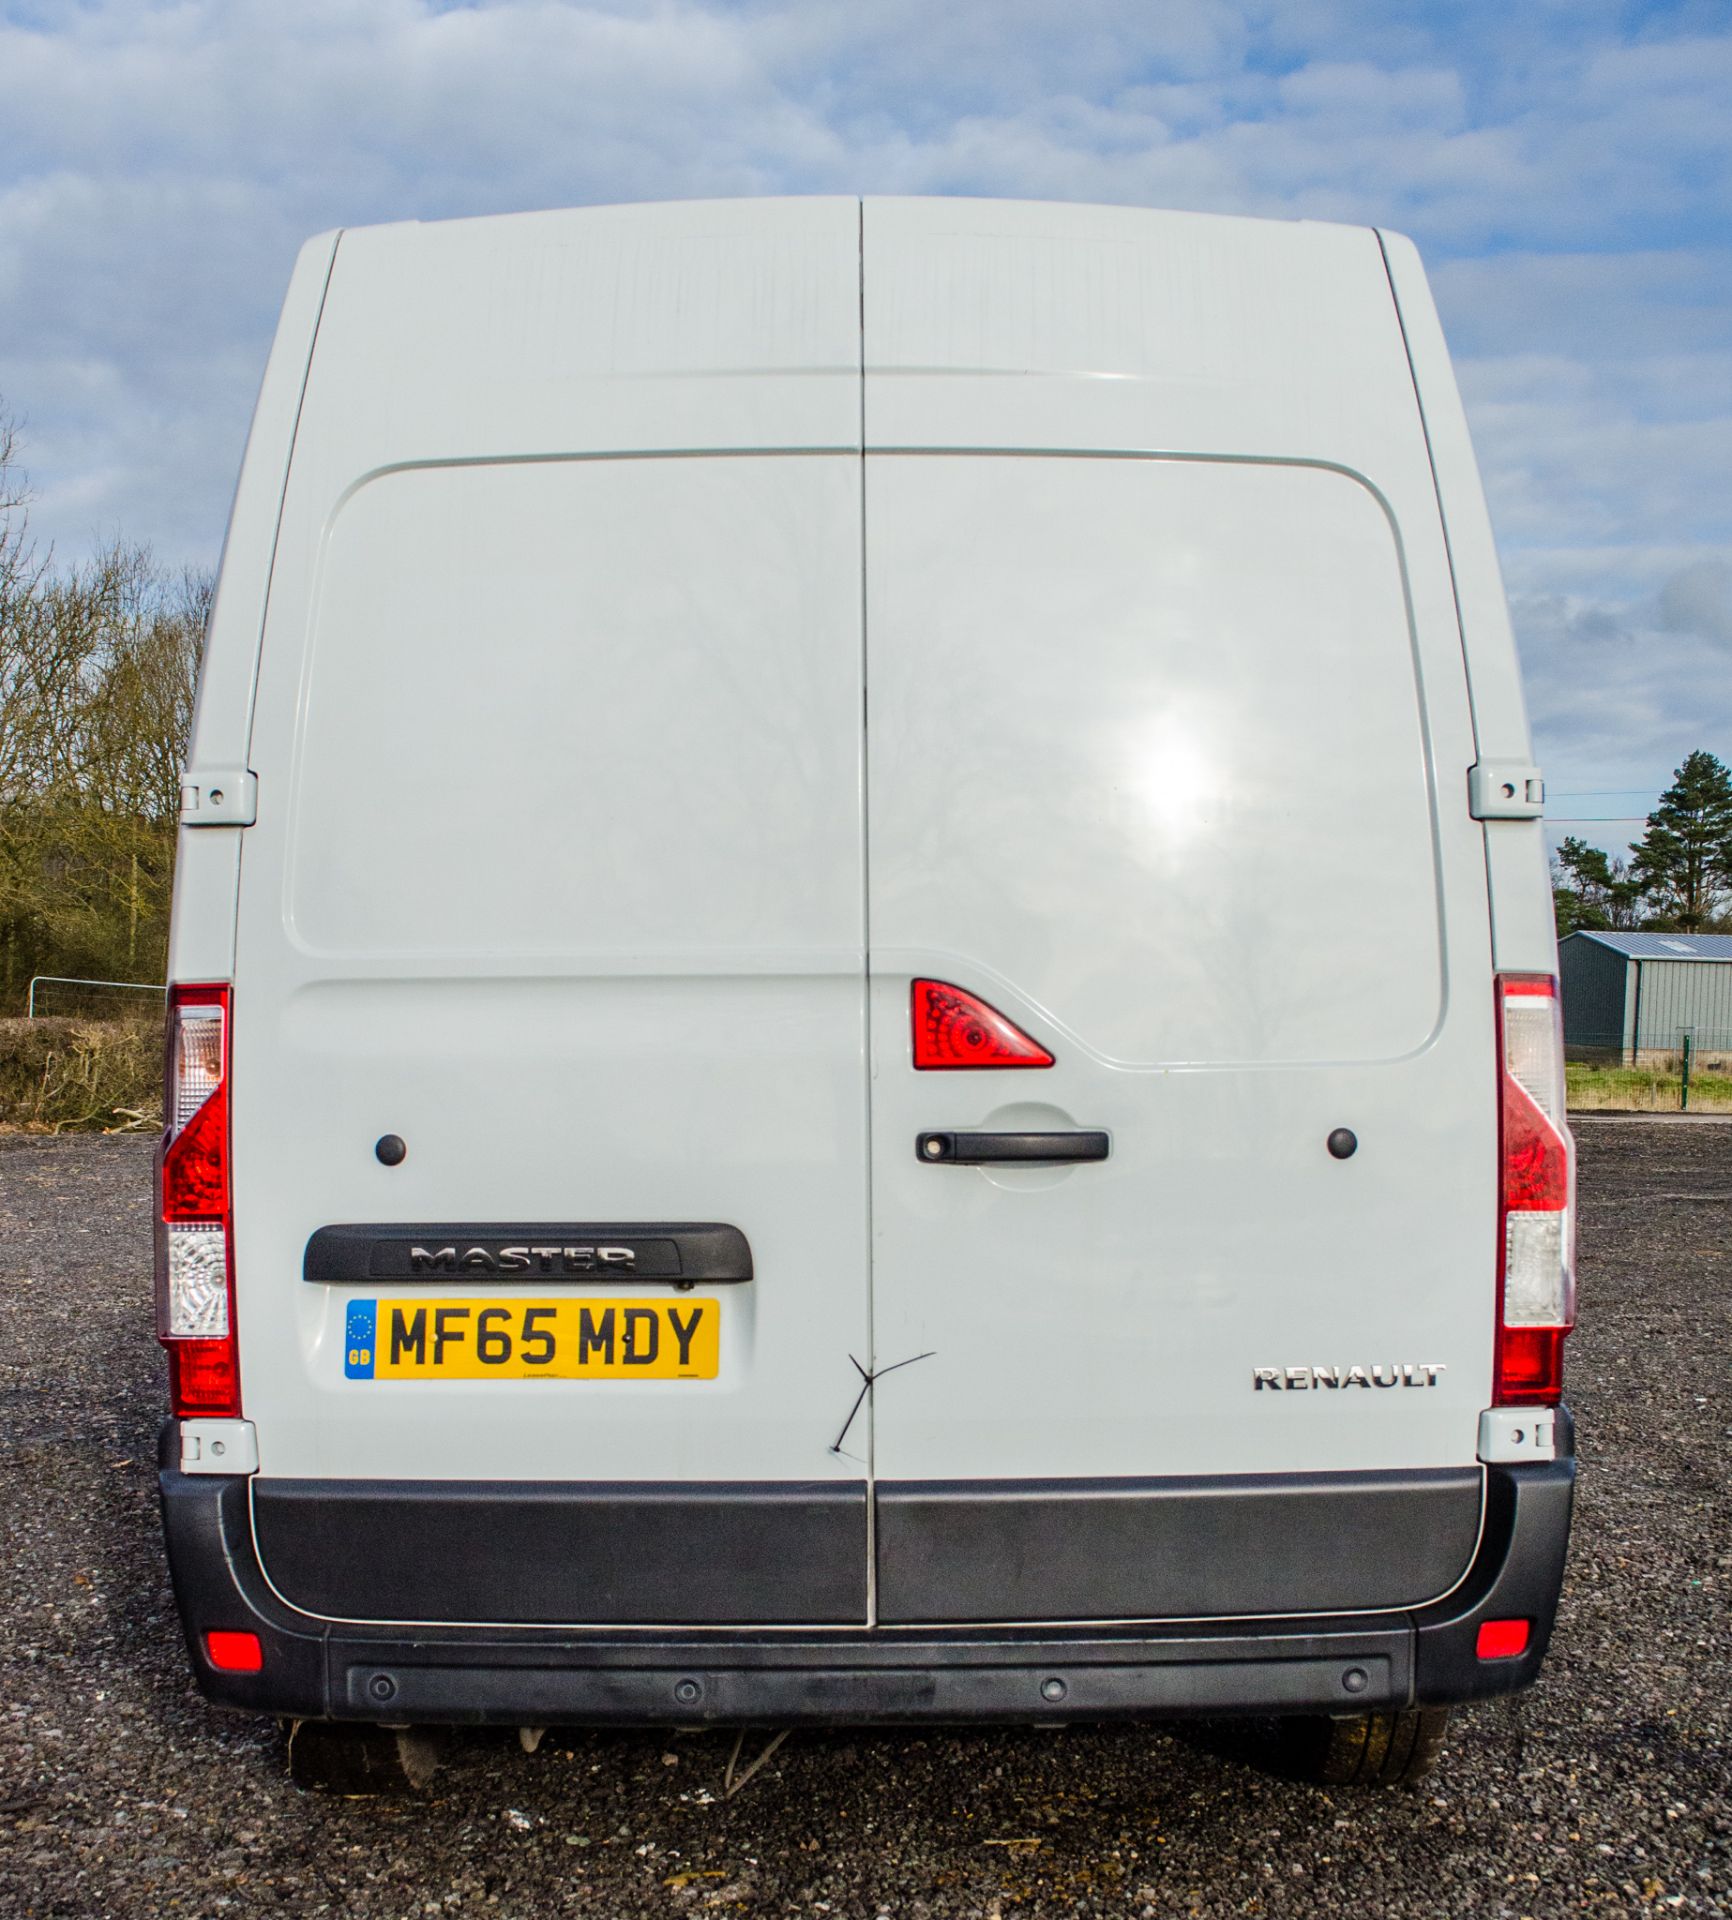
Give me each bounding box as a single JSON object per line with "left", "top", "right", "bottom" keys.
{"left": 912, "top": 980, "right": 1055, "bottom": 1070}
{"left": 156, "top": 984, "right": 239, "bottom": 1417}
{"left": 1494, "top": 976, "right": 1575, "bottom": 1405}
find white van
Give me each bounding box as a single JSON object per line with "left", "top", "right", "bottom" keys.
{"left": 157, "top": 197, "right": 1575, "bottom": 1790}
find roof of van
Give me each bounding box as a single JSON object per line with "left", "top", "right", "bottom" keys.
{"left": 1563, "top": 931, "right": 1732, "bottom": 961}
{"left": 338, "top": 196, "right": 1384, "bottom": 240}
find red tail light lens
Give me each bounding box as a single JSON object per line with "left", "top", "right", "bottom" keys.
{"left": 912, "top": 980, "right": 1055, "bottom": 1070}
{"left": 167, "top": 1339, "right": 242, "bottom": 1417}
{"left": 1494, "top": 976, "right": 1574, "bottom": 1405}
{"left": 157, "top": 985, "right": 239, "bottom": 1417}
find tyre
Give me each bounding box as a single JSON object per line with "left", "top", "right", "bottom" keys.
{"left": 286, "top": 1721, "right": 447, "bottom": 1795}
{"left": 1275, "top": 1706, "right": 1452, "bottom": 1787}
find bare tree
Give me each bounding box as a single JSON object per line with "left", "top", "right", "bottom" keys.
{"left": 0, "top": 405, "right": 57, "bottom": 804}
{"left": 0, "top": 406, "right": 212, "bottom": 1001}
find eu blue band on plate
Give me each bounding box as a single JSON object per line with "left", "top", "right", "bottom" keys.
{"left": 345, "top": 1298, "right": 378, "bottom": 1380}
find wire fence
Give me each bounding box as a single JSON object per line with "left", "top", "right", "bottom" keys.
{"left": 23, "top": 976, "right": 167, "bottom": 1021}
{"left": 1566, "top": 1025, "right": 1732, "bottom": 1112}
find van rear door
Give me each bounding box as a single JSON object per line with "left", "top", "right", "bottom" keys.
{"left": 230, "top": 202, "right": 872, "bottom": 1626}
{"left": 860, "top": 200, "right": 1498, "bottom": 1625}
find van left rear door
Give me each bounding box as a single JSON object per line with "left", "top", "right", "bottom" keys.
{"left": 228, "top": 202, "right": 872, "bottom": 1628}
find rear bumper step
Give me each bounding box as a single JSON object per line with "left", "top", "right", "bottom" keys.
{"left": 335, "top": 1638, "right": 1410, "bottom": 1725}
{"left": 158, "top": 1428, "right": 1574, "bottom": 1725}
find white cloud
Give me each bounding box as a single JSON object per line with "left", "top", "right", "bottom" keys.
{"left": 0, "top": 0, "right": 1728, "bottom": 800}
{"left": 1660, "top": 561, "right": 1732, "bottom": 647}
{"left": 1516, "top": 581, "right": 1732, "bottom": 855}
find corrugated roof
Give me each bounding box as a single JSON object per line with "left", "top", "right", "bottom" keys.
{"left": 1563, "top": 931, "right": 1732, "bottom": 961}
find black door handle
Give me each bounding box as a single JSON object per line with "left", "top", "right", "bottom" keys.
{"left": 917, "top": 1131, "right": 1110, "bottom": 1165}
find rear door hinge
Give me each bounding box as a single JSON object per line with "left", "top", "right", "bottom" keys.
{"left": 179, "top": 1418, "right": 259, "bottom": 1475}
{"left": 1478, "top": 1406, "right": 1557, "bottom": 1463}
{"left": 180, "top": 768, "right": 257, "bottom": 827}
{"left": 1468, "top": 761, "right": 1544, "bottom": 820}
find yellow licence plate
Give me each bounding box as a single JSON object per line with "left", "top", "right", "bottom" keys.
{"left": 343, "top": 1297, "right": 719, "bottom": 1381}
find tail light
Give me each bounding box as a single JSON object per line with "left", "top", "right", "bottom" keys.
{"left": 1494, "top": 975, "right": 1575, "bottom": 1404}
{"left": 156, "top": 984, "right": 239, "bottom": 1416}
{"left": 912, "top": 980, "right": 1055, "bottom": 1069}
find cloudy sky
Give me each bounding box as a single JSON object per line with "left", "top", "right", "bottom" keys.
{"left": 1, "top": 0, "right": 1728, "bottom": 851}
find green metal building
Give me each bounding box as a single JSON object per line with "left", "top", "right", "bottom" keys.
{"left": 1557, "top": 930, "right": 1732, "bottom": 1063}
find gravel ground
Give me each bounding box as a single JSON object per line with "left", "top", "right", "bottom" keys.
{"left": 1, "top": 1121, "right": 1728, "bottom": 1918}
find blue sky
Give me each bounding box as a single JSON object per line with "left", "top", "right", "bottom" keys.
{"left": 1, "top": 0, "right": 1728, "bottom": 854}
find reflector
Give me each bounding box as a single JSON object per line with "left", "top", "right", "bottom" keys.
{"left": 1475, "top": 1617, "right": 1530, "bottom": 1661}
{"left": 204, "top": 1629, "right": 263, "bottom": 1673}
{"left": 912, "top": 980, "right": 1054, "bottom": 1070}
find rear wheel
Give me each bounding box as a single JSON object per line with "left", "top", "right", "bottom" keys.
{"left": 286, "top": 1721, "right": 447, "bottom": 1795}
{"left": 1276, "top": 1706, "right": 1452, "bottom": 1786}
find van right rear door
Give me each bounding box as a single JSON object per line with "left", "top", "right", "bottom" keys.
{"left": 859, "top": 199, "right": 1499, "bottom": 1626}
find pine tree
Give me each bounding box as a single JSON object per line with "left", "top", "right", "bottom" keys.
{"left": 1629, "top": 751, "right": 1732, "bottom": 932}
{"left": 1552, "top": 836, "right": 1642, "bottom": 934}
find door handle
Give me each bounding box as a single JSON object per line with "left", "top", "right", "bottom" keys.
{"left": 917, "top": 1131, "right": 1110, "bottom": 1165}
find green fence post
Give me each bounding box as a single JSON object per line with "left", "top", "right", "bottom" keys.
{"left": 1681, "top": 1031, "right": 1693, "bottom": 1112}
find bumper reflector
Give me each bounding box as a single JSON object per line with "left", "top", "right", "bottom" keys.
{"left": 204, "top": 1629, "right": 263, "bottom": 1673}
{"left": 1475, "top": 1617, "right": 1531, "bottom": 1661}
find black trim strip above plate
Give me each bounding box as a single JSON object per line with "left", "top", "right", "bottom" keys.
{"left": 303, "top": 1223, "right": 752, "bottom": 1286}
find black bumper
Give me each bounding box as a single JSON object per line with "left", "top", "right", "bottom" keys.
{"left": 158, "top": 1430, "right": 1575, "bottom": 1727}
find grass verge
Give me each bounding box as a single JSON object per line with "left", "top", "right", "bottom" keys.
{"left": 1568, "top": 1061, "right": 1732, "bottom": 1113}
